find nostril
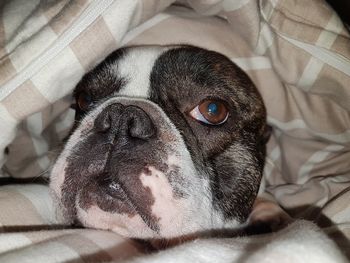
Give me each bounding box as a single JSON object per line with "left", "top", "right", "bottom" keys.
{"left": 101, "top": 114, "right": 112, "bottom": 132}
{"left": 95, "top": 111, "right": 112, "bottom": 133}
{"left": 128, "top": 108, "right": 156, "bottom": 140}
{"left": 94, "top": 103, "right": 124, "bottom": 133}
{"left": 94, "top": 104, "right": 156, "bottom": 141}
{"left": 107, "top": 181, "right": 128, "bottom": 201}
{"left": 109, "top": 181, "right": 121, "bottom": 191}
{"left": 128, "top": 115, "right": 156, "bottom": 140}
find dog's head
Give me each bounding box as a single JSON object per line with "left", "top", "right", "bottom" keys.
{"left": 50, "top": 45, "right": 267, "bottom": 239}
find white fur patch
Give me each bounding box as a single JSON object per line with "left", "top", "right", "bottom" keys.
{"left": 113, "top": 47, "right": 167, "bottom": 98}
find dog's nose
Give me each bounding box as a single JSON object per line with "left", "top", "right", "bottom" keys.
{"left": 94, "top": 103, "right": 156, "bottom": 140}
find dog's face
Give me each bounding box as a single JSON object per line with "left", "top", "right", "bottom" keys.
{"left": 50, "top": 45, "right": 267, "bottom": 239}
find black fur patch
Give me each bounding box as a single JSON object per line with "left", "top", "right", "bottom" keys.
{"left": 149, "top": 46, "right": 267, "bottom": 221}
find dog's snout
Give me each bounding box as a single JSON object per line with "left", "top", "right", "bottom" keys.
{"left": 122, "top": 105, "right": 156, "bottom": 140}
{"left": 94, "top": 103, "right": 156, "bottom": 140}
{"left": 94, "top": 104, "right": 123, "bottom": 133}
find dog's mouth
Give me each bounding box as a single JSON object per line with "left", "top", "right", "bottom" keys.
{"left": 75, "top": 172, "right": 161, "bottom": 233}
{"left": 104, "top": 181, "right": 129, "bottom": 201}
{"left": 78, "top": 176, "right": 136, "bottom": 214}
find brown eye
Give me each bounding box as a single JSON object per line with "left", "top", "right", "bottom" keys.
{"left": 189, "top": 99, "right": 229, "bottom": 125}
{"left": 77, "top": 92, "right": 93, "bottom": 111}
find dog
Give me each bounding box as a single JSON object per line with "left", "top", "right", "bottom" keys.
{"left": 49, "top": 45, "right": 345, "bottom": 262}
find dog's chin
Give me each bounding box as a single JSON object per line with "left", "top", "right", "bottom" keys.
{"left": 53, "top": 166, "right": 214, "bottom": 239}
{"left": 74, "top": 200, "right": 192, "bottom": 239}
{"left": 54, "top": 170, "right": 242, "bottom": 240}
{"left": 76, "top": 203, "right": 157, "bottom": 238}
{"left": 73, "top": 179, "right": 156, "bottom": 238}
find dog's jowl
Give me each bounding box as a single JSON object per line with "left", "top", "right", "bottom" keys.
{"left": 50, "top": 45, "right": 267, "bottom": 239}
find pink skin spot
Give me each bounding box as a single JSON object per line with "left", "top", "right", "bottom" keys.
{"left": 140, "top": 166, "right": 188, "bottom": 237}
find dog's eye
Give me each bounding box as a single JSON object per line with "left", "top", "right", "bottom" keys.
{"left": 77, "top": 92, "right": 93, "bottom": 111}
{"left": 189, "top": 99, "right": 229, "bottom": 125}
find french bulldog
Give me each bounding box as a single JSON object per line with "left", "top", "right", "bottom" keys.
{"left": 50, "top": 45, "right": 268, "bottom": 239}
{"left": 49, "top": 45, "right": 346, "bottom": 263}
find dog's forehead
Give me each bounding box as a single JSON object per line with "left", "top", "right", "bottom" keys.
{"left": 76, "top": 45, "right": 244, "bottom": 103}
{"left": 115, "top": 47, "right": 167, "bottom": 98}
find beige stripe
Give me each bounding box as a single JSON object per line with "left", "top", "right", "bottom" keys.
{"left": 223, "top": 0, "right": 250, "bottom": 11}
{"left": 41, "top": 96, "right": 71, "bottom": 128}
{"left": 0, "top": 58, "right": 17, "bottom": 88}
{"left": 297, "top": 13, "right": 343, "bottom": 89}
{"left": 25, "top": 229, "right": 77, "bottom": 243}
{"left": 232, "top": 56, "right": 271, "bottom": 71}
{"left": 0, "top": 0, "right": 7, "bottom": 58}
{"left": 318, "top": 13, "right": 344, "bottom": 47}
{"left": 268, "top": 117, "right": 350, "bottom": 144}
{"left": 255, "top": 22, "right": 274, "bottom": 55}
{"left": 127, "top": 14, "right": 254, "bottom": 58}
{"left": 46, "top": 0, "right": 89, "bottom": 35}
{"left": 0, "top": 241, "right": 82, "bottom": 263}
{"left": 327, "top": 189, "right": 350, "bottom": 223}
{"left": 26, "top": 112, "right": 51, "bottom": 171}
{"left": 297, "top": 57, "right": 324, "bottom": 89}
{"left": 298, "top": 144, "right": 345, "bottom": 183}
{"left": 121, "top": 13, "right": 173, "bottom": 46}
{"left": 55, "top": 108, "right": 74, "bottom": 135}
{"left": 269, "top": 85, "right": 350, "bottom": 137}
{"left": 0, "top": 187, "right": 44, "bottom": 225}
{"left": 331, "top": 33, "right": 350, "bottom": 59}
{"left": 224, "top": 0, "right": 260, "bottom": 46}
{"left": 70, "top": 18, "right": 117, "bottom": 70}
{"left": 56, "top": 233, "right": 112, "bottom": 262}
{"left": 82, "top": 230, "right": 144, "bottom": 260}
{"left": 264, "top": 37, "right": 311, "bottom": 85}
{"left": 41, "top": 0, "right": 68, "bottom": 22}
{"left": 246, "top": 69, "right": 350, "bottom": 137}
{"left": 0, "top": 103, "right": 18, "bottom": 169}
{"left": 273, "top": 177, "right": 350, "bottom": 215}
{"left": 2, "top": 80, "right": 50, "bottom": 120}
{"left": 5, "top": 122, "right": 46, "bottom": 179}
{"left": 311, "top": 64, "right": 350, "bottom": 112}
{"left": 11, "top": 184, "right": 56, "bottom": 224}
{"left": 263, "top": 141, "right": 282, "bottom": 185}
{"left": 139, "top": 0, "right": 174, "bottom": 24}
{"left": 41, "top": 96, "right": 73, "bottom": 143}
{"left": 273, "top": 0, "right": 332, "bottom": 31}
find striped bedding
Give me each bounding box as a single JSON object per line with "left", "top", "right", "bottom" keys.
{"left": 0, "top": 0, "right": 350, "bottom": 262}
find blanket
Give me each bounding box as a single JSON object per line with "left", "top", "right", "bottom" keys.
{"left": 0, "top": 0, "right": 350, "bottom": 262}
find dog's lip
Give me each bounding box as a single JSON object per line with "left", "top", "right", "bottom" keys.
{"left": 96, "top": 179, "right": 135, "bottom": 207}
{"left": 77, "top": 178, "right": 136, "bottom": 212}
{"left": 96, "top": 179, "right": 159, "bottom": 232}
{"left": 104, "top": 181, "right": 129, "bottom": 201}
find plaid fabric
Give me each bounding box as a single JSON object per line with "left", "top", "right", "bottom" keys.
{"left": 0, "top": 184, "right": 144, "bottom": 262}
{"left": 0, "top": 0, "right": 350, "bottom": 261}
